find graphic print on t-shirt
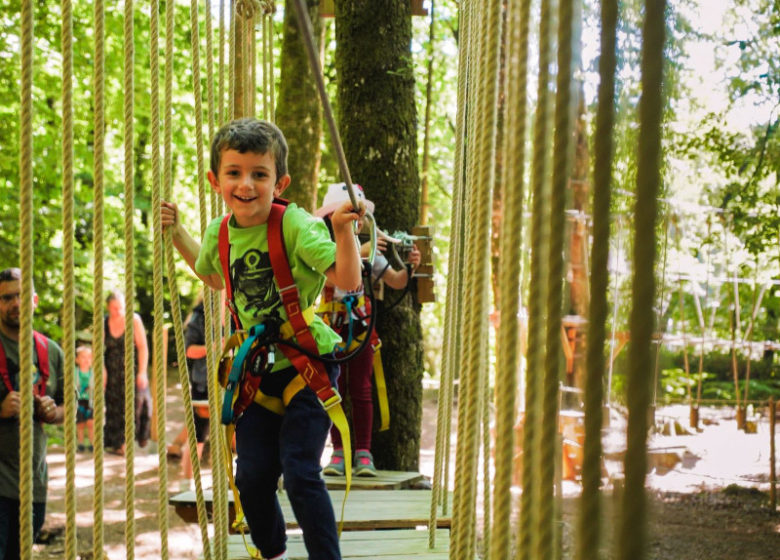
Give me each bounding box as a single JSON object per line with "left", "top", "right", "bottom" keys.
{"left": 230, "top": 247, "right": 282, "bottom": 320}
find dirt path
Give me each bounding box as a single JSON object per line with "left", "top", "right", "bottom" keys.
{"left": 32, "top": 387, "right": 780, "bottom": 559}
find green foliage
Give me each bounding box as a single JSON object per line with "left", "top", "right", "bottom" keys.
{"left": 0, "top": 2, "right": 213, "bottom": 342}
{"left": 701, "top": 378, "right": 780, "bottom": 402}
{"left": 660, "top": 367, "right": 712, "bottom": 400}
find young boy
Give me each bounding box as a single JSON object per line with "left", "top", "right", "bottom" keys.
{"left": 161, "top": 118, "right": 363, "bottom": 560}
{"left": 75, "top": 345, "right": 94, "bottom": 452}
{"left": 314, "top": 183, "right": 420, "bottom": 477}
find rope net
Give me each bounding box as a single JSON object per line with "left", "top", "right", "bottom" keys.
{"left": 11, "top": 1, "right": 666, "bottom": 559}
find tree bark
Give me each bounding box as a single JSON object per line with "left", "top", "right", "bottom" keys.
{"left": 275, "top": 0, "right": 323, "bottom": 212}
{"left": 334, "top": 0, "right": 423, "bottom": 471}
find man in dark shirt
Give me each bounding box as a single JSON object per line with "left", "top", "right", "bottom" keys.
{"left": 0, "top": 268, "right": 64, "bottom": 559}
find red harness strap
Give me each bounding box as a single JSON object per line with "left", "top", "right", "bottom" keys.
{"left": 0, "top": 331, "right": 49, "bottom": 396}
{"left": 219, "top": 214, "right": 241, "bottom": 331}
{"left": 218, "top": 200, "right": 340, "bottom": 408}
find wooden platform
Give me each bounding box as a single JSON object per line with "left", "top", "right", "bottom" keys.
{"left": 171, "top": 488, "right": 452, "bottom": 530}
{"left": 320, "top": 469, "right": 425, "bottom": 490}
{"left": 219, "top": 529, "right": 451, "bottom": 559}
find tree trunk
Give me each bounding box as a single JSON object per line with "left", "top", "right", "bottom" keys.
{"left": 275, "top": 0, "right": 323, "bottom": 212}
{"left": 334, "top": 0, "right": 423, "bottom": 471}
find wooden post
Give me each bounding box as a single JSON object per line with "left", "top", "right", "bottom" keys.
{"left": 770, "top": 397, "right": 776, "bottom": 510}
{"left": 411, "top": 225, "right": 435, "bottom": 303}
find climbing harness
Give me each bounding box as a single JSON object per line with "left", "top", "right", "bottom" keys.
{"left": 317, "top": 286, "right": 390, "bottom": 431}
{"left": 215, "top": 198, "right": 352, "bottom": 547}
{"left": 0, "top": 331, "right": 50, "bottom": 398}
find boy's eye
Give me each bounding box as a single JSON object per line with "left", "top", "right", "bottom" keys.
{"left": 226, "top": 170, "right": 239, "bottom": 177}
{"left": 253, "top": 171, "right": 267, "bottom": 180}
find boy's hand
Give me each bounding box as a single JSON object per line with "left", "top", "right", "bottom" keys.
{"left": 160, "top": 201, "right": 181, "bottom": 233}
{"left": 330, "top": 200, "right": 366, "bottom": 232}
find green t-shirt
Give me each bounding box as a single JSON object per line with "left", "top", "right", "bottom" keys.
{"left": 0, "top": 331, "right": 65, "bottom": 502}
{"left": 196, "top": 203, "right": 342, "bottom": 370}
{"left": 77, "top": 368, "right": 91, "bottom": 400}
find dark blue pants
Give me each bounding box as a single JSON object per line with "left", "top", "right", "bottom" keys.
{"left": 0, "top": 497, "right": 45, "bottom": 560}
{"left": 235, "top": 362, "right": 341, "bottom": 560}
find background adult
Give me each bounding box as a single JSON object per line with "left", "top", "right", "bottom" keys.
{"left": 0, "top": 268, "right": 64, "bottom": 557}
{"left": 103, "top": 290, "right": 150, "bottom": 455}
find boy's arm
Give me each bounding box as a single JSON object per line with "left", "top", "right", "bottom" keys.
{"left": 324, "top": 201, "right": 364, "bottom": 292}
{"left": 161, "top": 201, "right": 224, "bottom": 290}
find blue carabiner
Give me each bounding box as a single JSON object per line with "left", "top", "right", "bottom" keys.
{"left": 221, "top": 324, "right": 266, "bottom": 425}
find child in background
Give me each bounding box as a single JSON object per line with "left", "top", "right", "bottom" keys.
{"left": 75, "top": 345, "right": 94, "bottom": 453}
{"left": 315, "top": 183, "right": 420, "bottom": 477}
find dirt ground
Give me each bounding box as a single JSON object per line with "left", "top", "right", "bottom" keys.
{"left": 32, "top": 380, "right": 780, "bottom": 559}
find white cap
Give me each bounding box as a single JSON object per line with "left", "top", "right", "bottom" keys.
{"left": 314, "top": 182, "right": 375, "bottom": 217}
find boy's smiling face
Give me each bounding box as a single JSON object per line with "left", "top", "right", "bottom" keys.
{"left": 208, "top": 148, "right": 290, "bottom": 228}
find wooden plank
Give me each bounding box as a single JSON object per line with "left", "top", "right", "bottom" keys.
{"left": 173, "top": 489, "right": 451, "bottom": 531}
{"left": 221, "top": 529, "right": 451, "bottom": 559}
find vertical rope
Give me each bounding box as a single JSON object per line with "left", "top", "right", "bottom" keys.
{"left": 219, "top": 0, "right": 227, "bottom": 125}
{"left": 60, "top": 0, "right": 78, "bottom": 557}
{"left": 204, "top": 3, "right": 228, "bottom": 558}
{"left": 91, "top": 0, "right": 107, "bottom": 554}
{"left": 481, "top": 356, "right": 491, "bottom": 560}
{"left": 149, "top": 0, "right": 170, "bottom": 557}
{"left": 122, "top": 3, "right": 138, "bottom": 557}
{"left": 430, "top": 1, "right": 472, "bottom": 546}
{"left": 18, "top": 1, "right": 34, "bottom": 557}
{"left": 206, "top": 0, "right": 216, "bottom": 141}
{"left": 419, "top": 0, "right": 435, "bottom": 226}
{"left": 252, "top": 11, "right": 259, "bottom": 117}
{"left": 617, "top": 1, "right": 666, "bottom": 558}
{"left": 260, "top": 11, "right": 267, "bottom": 119}
{"left": 490, "top": 0, "right": 531, "bottom": 555}
{"left": 247, "top": 13, "right": 255, "bottom": 117}
{"left": 229, "top": 0, "right": 237, "bottom": 118}
{"left": 577, "top": 0, "right": 617, "bottom": 558}
{"left": 453, "top": 0, "right": 501, "bottom": 556}
{"left": 518, "top": 0, "right": 554, "bottom": 557}
{"left": 451, "top": 2, "right": 480, "bottom": 556}
{"left": 266, "top": 12, "right": 274, "bottom": 116}
{"left": 184, "top": 1, "right": 215, "bottom": 557}
{"left": 538, "top": 0, "right": 576, "bottom": 558}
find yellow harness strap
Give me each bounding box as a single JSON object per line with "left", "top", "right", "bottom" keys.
{"left": 217, "top": 308, "right": 353, "bottom": 540}
{"left": 247, "top": 375, "right": 352, "bottom": 535}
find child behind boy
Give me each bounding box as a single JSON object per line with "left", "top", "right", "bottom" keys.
{"left": 161, "top": 118, "right": 363, "bottom": 560}
{"left": 75, "top": 346, "right": 94, "bottom": 453}
{"left": 314, "top": 183, "right": 420, "bottom": 477}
